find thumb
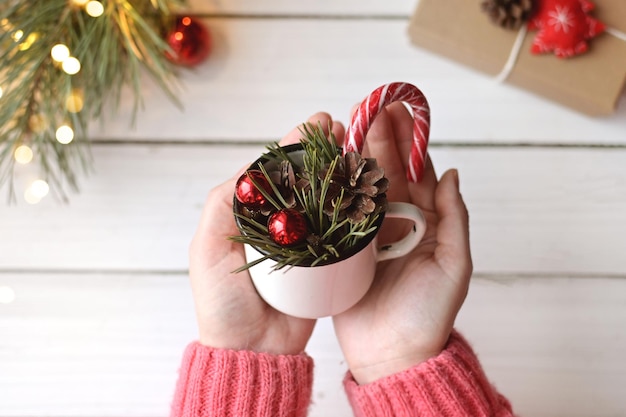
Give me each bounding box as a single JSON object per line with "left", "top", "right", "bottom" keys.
{"left": 190, "top": 178, "right": 240, "bottom": 261}
{"left": 433, "top": 169, "right": 473, "bottom": 282}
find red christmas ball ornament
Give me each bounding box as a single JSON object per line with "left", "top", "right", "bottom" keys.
{"left": 268, "top": 209, "right": 308, "bottom": 246}
{"left": 166, "top": 15, "right": 211, "bottom": 66}
{"left": 235, "top": 170, "right": 273, "bottom": 209}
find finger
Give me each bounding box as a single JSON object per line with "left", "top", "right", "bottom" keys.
{"left": 361, "top": 107, "right": 409, "bottom": 204}
{"left": 384, "top": 103, "right": 438, "bottom": 212}
{"left": 279, "top": 112, "right": 335, "bottom": 146}
{"left": 349, "top": 102, "right": 359, "bottom": 118}
{"left": 331, "top": 120, "right": 345, "bottom": 145}
{"left": 191, "top": 179, "right": 240, "bottom": 259}
{"left": 433, "top": 169, "right": 472, "bottom": 281}
{"left": 385, "top": 102, "right": 414, "bottom": 158}
{"left": 408, "top": 154, "right": 437, "bottom": 212}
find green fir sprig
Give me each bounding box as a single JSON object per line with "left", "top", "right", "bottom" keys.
{"left": 230, "top": 123, "right": 385, "bottom": 272}
{"left": 0, "top": 0, "right": 183, "bottom": 202}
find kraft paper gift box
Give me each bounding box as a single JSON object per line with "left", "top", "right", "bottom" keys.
{"left": 408, "top": 0, "right": 626, "bottom": 116}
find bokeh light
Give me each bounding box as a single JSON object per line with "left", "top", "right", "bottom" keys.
{"left": 14, "top": 145, "right": 33, "bottom": 164}
{"left": 86, "top": 1, "right": 104, "bottom": 17}
{"left": 62, "top": 57, "right": 81, "bottom": 75}
{"left": 56, "top": 125, "right": 74, "bottom": 144}
{"left": 51, "top": 44, "right": 70, "bottom": 62}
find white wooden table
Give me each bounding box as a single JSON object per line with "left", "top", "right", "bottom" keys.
{"left": 1, "top": 1, "right": 625, "bottom": 416}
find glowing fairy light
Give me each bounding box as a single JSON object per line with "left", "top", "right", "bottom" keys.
{"left": 51, "top": 44, "right": 70, "bottom": 62}
{"left": 71, "top": 0, "right": 89, "bottom": 6}
{"left": 18, "top": 32, "right": 38, "bottom": 51}
{"left": 14, "top": 145, "right": 33, "bottom": 164}
{"left": 12, "top": 30, "right": 23, "bottom": 42}
{"left": 30, "top": 180, "right": 50, "bottom": 198}
{"left": 85, "top": 1, "right": 104, "bottom": 17}
{"left": 51, "top": 45, "right": 81, "bottom": 76}
{"left": 0, "top": 86, "right": 3, "bottom": 99}
{"left": 66, "top": 90, "right": 84, "bottom": 113}
{"left": 56, "top": 125, "right": 74, "bottom": 144}
{"left": 24, "top": 179, "right": 49, "bottom": 204}
{"left": 24, "top": 189, "right": 40, "bottom": 204}
{"left": 62, "top": 57, "right": 81, "bottom": 75}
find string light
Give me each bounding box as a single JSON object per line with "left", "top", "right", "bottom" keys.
{"left": 71, "top": 0, "right": 89, "bottom": 6}
{"left": 24, "top": 190, "right": 40, "bottom": 204}
{"left": 0, "top": 286, "right": 16, "bottom": 304}
{"left": 62, "top": 57, "right": 81, "bottom": 75}
{"left": 18, "top": 32, "right": 38, "bottom": 51}
{"left": 24, "top": 179, "right": 49, "bottom": 204}
{"left": 51, "top": 44, "right": 70, "bottom": 62}
{"left": 0, "top": 86, "right": 3, "bottom": 99}
{"left": 12, "top": 30, "right": 23, "bottom": 42}
{"left": 30, "top": 180, "right": 50, "bottom": 198}
{"left": 14, "top": 145, "right": 33, "bottom": 164}
{"left": 86, "top": 1, "right": 104, "bottom": 17}
{"left": 56, "top": 125, "right": 74, "bottom": 144}
{"left": 51, "top": 44, "right": 81, "bottom": 77}
{"left": 66, "top": 90, "right": 84, "bottom": 113}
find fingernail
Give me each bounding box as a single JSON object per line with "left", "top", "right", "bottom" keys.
{"left": 452, "top": 169, "right": 460, "bottom": 189}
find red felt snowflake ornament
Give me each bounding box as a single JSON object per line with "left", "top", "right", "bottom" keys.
{"left": 528, "top": 0, "right": 606, "bottom": 58}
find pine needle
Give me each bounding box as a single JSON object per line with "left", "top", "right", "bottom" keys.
{"left": 0, "top": 0, "right": 184, "bottom": 202}
{"left": 232, "top": 123, "right": 384, "bottom": 271}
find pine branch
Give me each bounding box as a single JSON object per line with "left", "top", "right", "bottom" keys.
{"left": 0, "top": 0, "right": 184, "bottom": 202}
{"left": 231, "top": 123, "right": 386, "bottom": 271}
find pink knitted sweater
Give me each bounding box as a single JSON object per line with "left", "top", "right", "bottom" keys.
{"left": 171, "top": 331, "right": 513, "bottom": 416}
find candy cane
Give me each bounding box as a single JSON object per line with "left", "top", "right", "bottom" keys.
{"left": 344, "top": 82, "right": 430, "bottom": 182}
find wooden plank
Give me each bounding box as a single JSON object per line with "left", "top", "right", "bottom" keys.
{"left": 89, "top": 19, "right": 626, "bottom": 144}
{"left": 2, "top": 144, "right": 626, "bottom": 275}
{"left": 1, "top": 272, "right": 625, "bottom": 417}
{"left": 0, "top": 273, "right": 196, "bottom": 416}
{"left": 186, "top": 0, "right": 413, "bottom": 15}
{"left": 455, "top": 275, "right": 626, "bottom": 417}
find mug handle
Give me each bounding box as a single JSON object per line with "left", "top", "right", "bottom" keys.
{"left": 376, "top": 202, "right": 427, "bottom": 262}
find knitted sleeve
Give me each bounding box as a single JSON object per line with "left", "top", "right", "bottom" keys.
{"left": 343, "top": 330, "right": 514, "bottom": 417}
{"left": 171, "top": 342, "right": 314, "bottom": 417}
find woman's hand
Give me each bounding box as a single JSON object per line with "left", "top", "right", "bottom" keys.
{"left": 333, "top": 103, "right": 472, "bottom": 384}
{"left": 188, "top": 112, "right": 345, "bottom": 355}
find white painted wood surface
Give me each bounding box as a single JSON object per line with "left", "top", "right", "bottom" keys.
{"left": 91, "top": 18, "right": 626, "bottom": 144}
{"left": 186, "top": 0, "right": 414, "bottom": 15}
{"left": 2, "top": 273, "right": 625, "bottom": 417}
{"left": 3, "top": 145, "right": 626, "bottom": 275}
{"left": 1, "top": 0, "right": 626, "bottom": 416}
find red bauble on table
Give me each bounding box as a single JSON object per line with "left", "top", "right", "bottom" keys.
{"left": 268, "top": 209, "right": 308, "bottom": 246}
{"left": 166, "top": 15, "right": 211, "bottom": 66}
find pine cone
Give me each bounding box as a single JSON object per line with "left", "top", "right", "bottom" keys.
{"left": 481, "top": 0, "right": 534, "bottom": 30}
{"left": 268, "top": 160, "right": 298, "bottom": 209}
{"left": 320, "top": 152, "right": 389, "bottom": 223}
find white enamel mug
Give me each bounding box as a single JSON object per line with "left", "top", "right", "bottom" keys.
{"left": 244, "top": 202, "right": 426, "bottom": 318}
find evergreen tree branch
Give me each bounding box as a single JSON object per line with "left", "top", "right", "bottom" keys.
{"left": 231, "top": 123, "right": 386, "bottom": 271}
{"left": 0, "top": 0, "right": 184, "bottom": 202}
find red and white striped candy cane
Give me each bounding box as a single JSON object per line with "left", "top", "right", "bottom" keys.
{"left": 344, "top": 82, "right": 430, "bottom": 182}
